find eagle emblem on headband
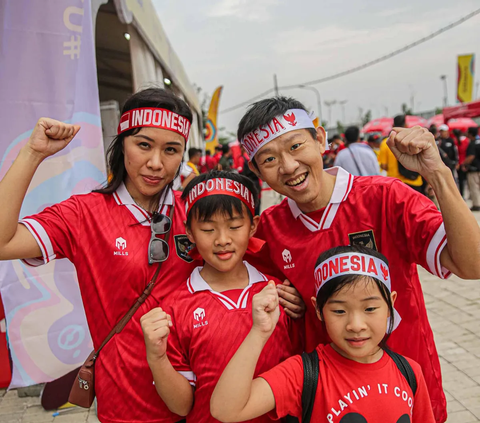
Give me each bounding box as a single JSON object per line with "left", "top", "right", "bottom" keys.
{"left": 283, "top": 113, "right": 297, "bottom": 126}
{"left": 380, "top": 264, "right": 389, "bottom": 281}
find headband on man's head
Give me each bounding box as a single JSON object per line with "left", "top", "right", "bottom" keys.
{"left": 117, "top": 107, "right": 191, "bottom": 141}
{"left": 240, "top": 108, "right": 316, "bottom": 158}
{"left": 185, "top": 178, "right": 255, "bottom": 217}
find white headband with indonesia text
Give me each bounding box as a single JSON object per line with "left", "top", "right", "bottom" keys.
{"left": 314, "top": 253, "right": 391, "bottom": 295}
{"left": 241, "top": 109, "right": 316, "bottom": 158}
{"left": 314, "top": 252, "right": 401, "bottom": 332}
{"left": 117, "top": 107, "right": 191, "bottom": 141}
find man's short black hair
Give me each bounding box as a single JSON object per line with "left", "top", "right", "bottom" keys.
{"left": 344, "top": 126, "right": 360, "bottom": 144}
{"left": 393, "top": 114, "right": 406, "bottom": 128}
{"left": 188, "top": 147, "right": 201, "bottom": 160}
{"left": 467, "top": 127, "right": 478, "bottom": 138}
{"left": 206, "top": 150, "right": 211, "bottom": 155}
{"left": 222, "top": 144, "right": 230, "bottom": 154}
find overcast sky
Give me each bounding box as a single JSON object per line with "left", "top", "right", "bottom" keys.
{"left": 152, "top": 0, "right": 480, "bottom": 135}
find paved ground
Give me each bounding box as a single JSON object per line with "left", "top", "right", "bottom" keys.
{"left": 0, "top": 190, "right": 479, "bottom": 422}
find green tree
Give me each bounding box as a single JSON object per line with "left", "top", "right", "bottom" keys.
{"left": 401, "top": 103, "right": 413, "bottom": 115}
{"left": 435, "top": 107, "right": 443, "bottom": 115}
{"left": 361, "top": 110, "right": 372, "bottom": 126}
{"left": 336, "top": 121, "right": 345, "bottom": 134}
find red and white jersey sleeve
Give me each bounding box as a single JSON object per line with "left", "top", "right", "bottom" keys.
{"left": 20, "top": 195, "right": 83, "bottom": 266}
{"left": 166, "top": 302, "right": 197, "bottom": 387}
{"left": 385, "top": 179, "right": 450, "bottom": 279}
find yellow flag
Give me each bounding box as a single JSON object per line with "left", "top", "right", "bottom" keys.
{"left": 457, "top": 54, "right": 475, "bottom": 103}
{"left": 205, "top": 86, "right": 223, "bottom": 153}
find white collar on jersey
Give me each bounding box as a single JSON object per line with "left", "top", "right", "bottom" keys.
{"left": 113, "top": 182, "right": 173, "bottom": 226}
{"left": 187, "top": 261, "right": 268, "bottom": 310}
{"left": 287, "top": 167, "right": 354, "bottom": 232}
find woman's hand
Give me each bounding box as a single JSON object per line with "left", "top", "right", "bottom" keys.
{"left": 140, "top": 307, "right": 172, "bottom": 363}
{"left": 251, "top": 281, "right": 280, "bottom": 338}
{"left": 25, "top": 118, "right": 80, "bottom": 160}
{"left": 277, "top": 279, "right": 306, "bottom": 319}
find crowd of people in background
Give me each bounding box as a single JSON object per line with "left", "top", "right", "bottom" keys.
{"left": 322, "top": 114, "right": 480, "bottom": 211}
{"left": 174, "top": 143, "right": 262, "bottom": 213}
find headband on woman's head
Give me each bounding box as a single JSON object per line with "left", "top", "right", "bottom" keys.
{"left": 314, "top": 252, "right": 401, "bottom": 332}
{"left": 240, "top": 108, "right": 316, "bottom": 159}
{"left": 117, "top": 107, "right": 191, "bottom": 141}
{"left": 185, "top": 178, "right": 255, "bottom": 217}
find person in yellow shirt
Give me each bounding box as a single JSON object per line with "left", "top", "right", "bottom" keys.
{"left": 379, "top": 115, "right": 423, "bottom": 193}
{"left": 186, "top": 147, "right": 201, "bottom": 176}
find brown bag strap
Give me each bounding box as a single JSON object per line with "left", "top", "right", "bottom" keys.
{"left": 94, "top": 203, "right": 174, "bottom": 358}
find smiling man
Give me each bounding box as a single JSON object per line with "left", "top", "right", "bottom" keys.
{"left": 240, "top": 97, "right": 480, "bottom": 423}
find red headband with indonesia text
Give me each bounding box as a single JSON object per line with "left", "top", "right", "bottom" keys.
{"left": 185, "top": 178, "right": 255, "bottom": 217}
{"left": 117, "top": 107, "right": 191, "bottom": 141}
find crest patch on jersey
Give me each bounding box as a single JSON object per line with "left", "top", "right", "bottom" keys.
{"left": 348, "top": 230, "right": 378, "bottom": 251}
{"left": 174, "top": 235, "right": 194, "bottom": 263}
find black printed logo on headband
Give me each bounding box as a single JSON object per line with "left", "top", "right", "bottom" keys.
{"left": 348, "top": 230, "right": 377, "bottom": 251}
{"left": 174, "top": 235, "right": 194, "bottom": 263}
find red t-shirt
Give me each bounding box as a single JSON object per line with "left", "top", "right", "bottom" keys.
{"left": 166, "top": 262, "right": 300, "bottom": 423}
{"left": 247, "top": 167, "right": 448, "bottom": 423}
{"left": 260, "top": 344, "right": 435, "bottom": 423}
{"left": 21, "top": 184, "right": 199, "bottom": 423}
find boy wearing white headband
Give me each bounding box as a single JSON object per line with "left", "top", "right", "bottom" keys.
{"left": 239, "top": 97, "right": 480, "bottom": 423}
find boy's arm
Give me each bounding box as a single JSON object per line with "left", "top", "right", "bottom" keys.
{"left": 210, "top": 282, "right": 278, "bottom": 422}
{"left": 140, "top": 308, "right": 193, "bottom": 416}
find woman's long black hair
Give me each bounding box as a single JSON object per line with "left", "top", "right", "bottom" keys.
{"left": 94, "top": 88, "right": 193, "bottom": 204}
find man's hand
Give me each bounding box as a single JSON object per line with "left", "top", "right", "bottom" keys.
{"left": 26, "top": 118, "right": 80, "bottom": 160}
{"left": 251, "top": 281, "right": 280, "bottom": 338}
{"left": 277, "top": 279, "right": 306, "bottom": 319}
{"left": 140, "top": 307, "right": 172, "bottom": 363}
{"left": 387, "top": 126, "right": 447, "bottom": 178}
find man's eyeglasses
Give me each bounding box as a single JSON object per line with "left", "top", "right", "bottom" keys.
{"left": 148, "top": 212, "right": 172, "bottom": 265}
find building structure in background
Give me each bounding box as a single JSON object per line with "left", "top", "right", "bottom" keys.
{"left": 93, "top": 0, "right": 203, "bottom": 154}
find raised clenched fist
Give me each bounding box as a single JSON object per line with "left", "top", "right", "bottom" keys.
{"left": 251, "top": 281, "right": 280, "bottom": 338}
{"left": 26, "top": 118, "right": 80, "bottom": 160}
{"left": 140, "top": 307, "right": 173, "bottom": 362}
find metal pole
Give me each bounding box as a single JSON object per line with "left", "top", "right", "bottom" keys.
{"left": 440, "top": 75, "right": 448, "bottom": 107}
{"left": 299, "top": 85, "right": 322, "bottom": 123}
{"left": 273, "top": 74, "right": 279, "bottom": 96}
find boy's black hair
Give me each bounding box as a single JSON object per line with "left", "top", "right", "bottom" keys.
{"left": 181, "top": 170, "right": 258, "bottom": 228}
{"left": 188, "top": 147, "right": 201, "bottom": 160}
{"left": 393, "top": 114, "right": 406, "bottom": 128}
{"left": 221, "top": 144, "right": 230, "bottom": 154}
{"left": 315, "top": 245, "right": 395, "bottom": 345}
{"left": 468, "top": 127, "right": 478, "bottom": 138}
{"left": 344, "top": 126, "right": 360, "bottom": 144}
{"left": 237, "top": 97, "right": 317, "bottom": 170}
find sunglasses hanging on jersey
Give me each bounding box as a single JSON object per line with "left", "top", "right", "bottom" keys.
{"left": 148, "top": 212, "right": 172, "bottom": 265}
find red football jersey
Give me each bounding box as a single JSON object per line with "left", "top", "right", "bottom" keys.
{"left": 165, "top": 262, "right": 299, "bottom": 423}
{"left": 248, "top": 167, "right": 448, "bottom": 423}
{"left": 21, "top": 184, "right": 199, "bottom": 423}
{"left": 261, "top": 344, "right": 435, "bottom": 423}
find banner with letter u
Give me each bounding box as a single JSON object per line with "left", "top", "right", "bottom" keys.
{"left": 0, "top": 0, "right": 105, "bottom": 388}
